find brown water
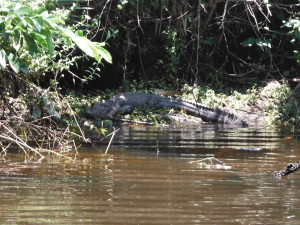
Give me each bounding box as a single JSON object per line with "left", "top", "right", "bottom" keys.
{"left": 1, "top": 124, "right": 300, "bottom": 224}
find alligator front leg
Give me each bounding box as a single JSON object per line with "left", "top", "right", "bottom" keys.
{"left": 118, "top": 105, "right": 135, "bottom": 115}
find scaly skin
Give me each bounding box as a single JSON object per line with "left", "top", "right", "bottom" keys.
{"left": 86, "top": 92, "right": 247, "bottom": 126}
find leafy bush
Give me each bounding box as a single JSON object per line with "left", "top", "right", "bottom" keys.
{"left": 0, "top": 0, "right": 111, "bottom": 76}
{"left": 0, "top": 0, "right": 113, "bottom": 158}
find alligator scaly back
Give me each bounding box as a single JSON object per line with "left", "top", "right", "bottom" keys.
{"left": 86, "top": 92, "right": 247, "bottom": 126}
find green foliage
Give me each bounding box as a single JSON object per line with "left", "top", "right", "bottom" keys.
{"left": 123, "top": 79, "right": 176, "bottom": 93}
{"left": 282, "top": 18, "right": 300, "bottom": 64}
{"left": 0, "top": 1, "right": 61, "bottom": 73}
{"left": 117, "top": 0, "right": 129, "bottom": 10}
{"left": 65, "top": 90, "right": 102, "bottom": 115}
{"left": 181, "top": 85, "right": 229, "bottom": 108}
{"left": 157, "top": 27, "right": 185, "bottom": 85}
{"left": 181, "top": 84, "right": 258, "bottom": 114}
{"left": 24, "top": 86, "right": 61, "bottom": 120}
{"left": 0, "top": 0, "right": 111, "bottom": 76}
{"left": 259, "top": 81, "right": 294, "bottom": 126}
{"left": 241, "top": 38, "right": 272, "bottom": 50}
{"left": 283, "top": 18, "right": 300, "bottom": 42}
{"left": 124, "top": 105, "right": 171, "bottom": 125}
{"left": 59, "top": 28, "right": 112, "bottom": 64}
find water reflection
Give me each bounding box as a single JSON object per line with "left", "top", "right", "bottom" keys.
{"left": 0, "top": 124, "right": 300, "bottom": 224}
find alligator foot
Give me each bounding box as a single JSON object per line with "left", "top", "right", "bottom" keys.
{"left": 274, "top": 161, "right": 300, "bottom": 178}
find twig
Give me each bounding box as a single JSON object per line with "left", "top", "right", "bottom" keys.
{"left": 189, "top": 157, "right": 224, "bottom": 165}
{"left": 0, "top": 133, "right": 44, "bottom": 160}
{"left": 105, "top": 127, "right": 119, "bottom": 154}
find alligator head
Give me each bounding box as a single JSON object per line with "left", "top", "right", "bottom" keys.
{"left": 86, "top": 100, "right": 118, "bottom": 118}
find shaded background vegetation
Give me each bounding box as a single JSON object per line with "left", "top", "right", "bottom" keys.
{"left": 0, "top": 0, "right": 299, "bottom": 157}
{"left": 60, "top": 0, "right": 299, "bottom": 90}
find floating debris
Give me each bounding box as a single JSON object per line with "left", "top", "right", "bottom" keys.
{"left": 274, "top": 161, "right": 300, "bottom": 178}
{"left": 189, "top": 157, "right": 232, "bottom": 170}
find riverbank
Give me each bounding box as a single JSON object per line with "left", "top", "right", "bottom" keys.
{"left": 69, "top": 80, "right": 298, "bottom": 129}
{"left": 0, "top": 79, "right": 298, "bottom": 161}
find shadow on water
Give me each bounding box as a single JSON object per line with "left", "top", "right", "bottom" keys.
{"left": 1, "top": 124, "right": 300, "bottom": 224}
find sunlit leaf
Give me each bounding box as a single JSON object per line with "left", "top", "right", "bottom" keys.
{"left": 256, "top": 39, "right": 271, "bottom": 49}
{"left": 0, "top": 49, "right": 7, "bottom": 70}
{"left": 28, "top": 17, "right": 42, "bottom": 32}
{"left": 15, "top": 5, "right": 32, "bottom": 15}
{"left": 7, "top": 53, "right": 19, "bottom": 73}
{"left": 35, "top": 17, "right": 53, "bottom": 30}
{"left": 7, "top": 53, "right": 28, "bottom": 74}
{"left": 32, "top": 7, "right": 47, "bottom": 15}
{"left": 31, "top": 31, "right": 48, "bottom": 48}
{"left": 60, "top": 27, "right": 112, "bottom": 63}
{"left": 23, "top": 16, "right": 35, "bottom": 29}
{"left": 93, "top": 43, "right": 112, "bottom": 63}
{"left": 75, "top": 30, "right": 84, "bottom": 37}
{"left": 45, "top": 15, "right": 65, "bottom": 25}
{"left": 59, "top": 27, "right": 96, "bottom": 58}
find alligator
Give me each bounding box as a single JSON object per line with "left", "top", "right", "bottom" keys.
{"left": 86, "top": 92, "right": 247, "bottom": 125}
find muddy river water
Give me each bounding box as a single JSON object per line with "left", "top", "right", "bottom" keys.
{"left": 1, "top": 124, "right": 300, "bottom": 224}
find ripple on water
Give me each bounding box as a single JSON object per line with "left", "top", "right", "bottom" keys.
{"left": 0, "top": 124, "right": 300, "bottom": 224}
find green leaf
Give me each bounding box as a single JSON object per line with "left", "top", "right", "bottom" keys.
{"left": 75, "top": 30, "right": 84, "bottom": 37}
{"left": 24, "top": 17, "right": 42, "bottom": 32}
{"left": 32, "top": 19, "right": 42, "bottom": 32}
{"left": 7, "top": 53, "right": 19, "bottom": 73}
{"left": 256, "top": 39, "right": 271, "bottom": 49}
{"left": 241, "top": 38, "right": 257, "bottom": 47}
{"left": 32, "top": 7, "right": 47, "bottom": 15}
{"left": 0, "top": 49, "right": 7, "bottom": 70}
{"left": 15, "top": 5, "right": 32, "bottom": 15}
{"left": 7, "top": 53, "right": 28, "bottom": 74}
{"left": 44, "top": 29, "right": 54, "bottom": 57}
{"left": 23, "top": 16, "right": 34, "bottom": 29}
{"left": 59, "top": 27, "right": 96, "bottom": 58}
{"left": 31, "top": 32, "right": 48, "bottom": 48}
{"left": 45, "top": 15, "right": 65, "bottom": 25}
{"left": 59, "top": 27, "right": 112, "bottom": 63}
{"left": 23, "top": 31, "right": 38, "bottom": 56}
{"left": 94, "top": 43, "right": 112, "bottom": 63}
{"left": 95, "top": 42, "right": 105, "bottom": 47}
{"left": 35, "top": 17, "right": 53, "bottom": 30}
{"left": 19, "top": 60, "right": 29, "bottom": 74}
{"left": 0, "top": 21, "right": 5, "bottom": 33}
{"left": 0, "top": 7, "right": 9, "bottom": 15}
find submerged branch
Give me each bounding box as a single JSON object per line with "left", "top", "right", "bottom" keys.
{"left": 274, "top": 162, "right": 300, "bottom": 178}
{"left": 105, "top": 127, "right": 120, "bottom": 155}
